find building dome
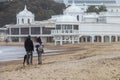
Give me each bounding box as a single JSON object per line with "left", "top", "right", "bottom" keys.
{"left": 16, "top": 5, "right": 35, "bottom": 25}
{"left": 56, "top": 14, "right": 78, "bottom": 22}
{"left": 64, "top": 3, "right": 83, "bottom": 14}
{"left": 17, "top": 5, "right": 34, "bottom": 17}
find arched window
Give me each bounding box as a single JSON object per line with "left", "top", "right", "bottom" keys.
{"left": 77, "top": 15, "right": 79, "bottom": 21}
{"left": 28, "top": 19, "right": 30, "bottom": 24}
{"left": 22, "top": 18, "right": 24, "bottom": 24}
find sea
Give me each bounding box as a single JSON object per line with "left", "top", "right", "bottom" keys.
{"left": 0, "top": 46, "right": 62, "bottom": 61}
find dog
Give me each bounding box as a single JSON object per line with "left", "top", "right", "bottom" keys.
{"left": 23, "top": 54, "right": 27, "bottom": 66}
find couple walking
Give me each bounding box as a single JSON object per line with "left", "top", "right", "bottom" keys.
{"left": 24, "top": 35, "right": 44, "bottom": 65}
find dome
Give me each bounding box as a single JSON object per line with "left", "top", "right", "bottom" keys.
{"left": 64, "top": 3, "right": 83, "bottom": 14}
{"left": 16, "top": 5, "right": 35, "bottom": 24}
{"left": 17, "top": 5, "right": 34, "bottom": 17}
{"left": 56, "top": 14, "right": 78, "bottom": 22}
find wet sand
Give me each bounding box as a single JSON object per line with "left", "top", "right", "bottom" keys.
{"left": 1, "top": 42, "right": 120, "bottom": 80}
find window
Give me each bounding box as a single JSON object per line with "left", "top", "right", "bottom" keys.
{"left": 28, "top": 19, "right": 30, "bottom": 24}
{"left": 56, "top": 25, "right": 61, "bottom": 29}
{"left": 42, "top": 27, "right": 54, "bottom": 34}
{"left": 77, "top": 15, "right": 79, "bottom": 21}
{"left": 67, "top": 25, "right": 72, "bottom": 29}
{"left": 31, "top": 27, "right": 40, "bottom": 34}
{"left": 11, "top": 28, "right": 19, "bottom": 35}
{"left": 21, "top": 28, "right": 29, "bottom": 34}
{"left": 74, "top": 25, "right": 79, "bottom": 30}
{"left": 22, "top": 19, "right": 24, "bottom": 24}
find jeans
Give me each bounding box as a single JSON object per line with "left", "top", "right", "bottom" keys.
{"left": 26, "top": 51, "right": 33, "bottom": 65}
{"left": 36, "top": 49, "right": 42, "bottom": 64}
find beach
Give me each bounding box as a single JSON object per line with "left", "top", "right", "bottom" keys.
{"left": 0, "top": 42, "right": 120, "bottom": 80}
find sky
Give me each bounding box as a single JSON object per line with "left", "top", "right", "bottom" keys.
{"left": 116, "top": 0, "right": 120, "bottom": 4}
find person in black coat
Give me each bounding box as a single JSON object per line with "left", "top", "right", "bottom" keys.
{"left": 24, "top": 35, "right": 34, "bottom": 65}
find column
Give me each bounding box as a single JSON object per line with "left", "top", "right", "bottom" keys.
{"left": 60, "top": 36, "right": 63, "bottom": 45}
{"left": 68, "top": 36, "right": 71, "bottom": 43}
{"left": 19, "top": 27, "right": 21, "bottom": 35}
{"left": 19, "top": 27, "right": 21, "bottom": 42}
{"left": 55, "top": 40, "right": 57, "bottom": 45}
{"left": 85, "top": 36, "right": 87, "bottom": 42}
{"left": 54, "top": 36, "right": 57, "bottom": 45}
{"left": 91, "top": 35, "right": 94, "bottom": 43}
{"left": 29, "top": 26, "right": 31, "bottom": 35}
{"left": 19, "top": 37, "right": 21, "bottom": 42}
{"left": 101, "top": 35, "right": 104, "bottom": 43}
{"left": 72, "top": 36, "right": 75, "bottom": 44}
{"left": 9, "top": 27, "right": 11, "bottom": 36}
{"left": 109, "top": 35, "right": 111, "bottom": 43}
{"left": 40, "top": 27, "right": 42, "bottom": 35}
{"left": 9, "top": 27, "right": 11, "bottom": 42}
{"left": 115, "top": 35, "right": 118, "bottom": 42}
{"left": 81, "top": 37, "right": 84, "bottom": 42}
{"left": 8, "top": 37, "right": 11, "bottom": 42}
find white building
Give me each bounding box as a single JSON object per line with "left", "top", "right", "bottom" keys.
{"left": 51, "top": 2, "right": 120, "bottom": 45}
{"left": 1, "top": 2, "right": 120, "bottom": 45}
{"left": 55, "top": 0, "right": 118, "bottom": 6}
{"left": 5, "top": 6, "right": 55, "bottom": 42}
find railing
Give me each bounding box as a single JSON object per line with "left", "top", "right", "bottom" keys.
{"left": 51, "top": 30, "right": 79, "bottom": 35}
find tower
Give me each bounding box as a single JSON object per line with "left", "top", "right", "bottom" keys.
{"left": 16, "top": 5, "right": 35, "bottom": 25}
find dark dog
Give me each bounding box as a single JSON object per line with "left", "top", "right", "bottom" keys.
{"left": 23, "top": 54, "right": 27, "bottom": 66}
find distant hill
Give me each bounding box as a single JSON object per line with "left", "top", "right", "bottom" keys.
{"left": 0, "top": 0, "right": 65, "bottom": 27}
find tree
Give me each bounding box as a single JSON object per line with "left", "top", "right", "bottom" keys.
{"left": 98, "top": 5, "right": 107, "bottom": 12}
{"left": 86, "top": 6, "right": 99, "bottom": 14}
{"left": 86, "top": 5, "right": 107, "bottom": 14}
{"left": 0, "top": 0, "right": 65, "bottom": 27}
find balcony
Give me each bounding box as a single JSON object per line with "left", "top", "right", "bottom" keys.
{"left": 51, "top": 30, "right": 79, "bottom": 35}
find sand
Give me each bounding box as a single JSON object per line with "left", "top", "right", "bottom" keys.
{"left": 0, "top": 42, "right": 120, "bottom": 80}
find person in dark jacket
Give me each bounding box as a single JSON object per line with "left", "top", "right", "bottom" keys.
{"left": 24, "top": 35, "right": 34, "bottom": 65}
